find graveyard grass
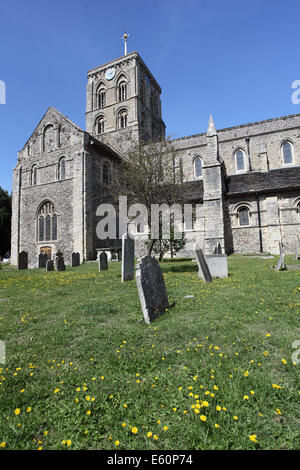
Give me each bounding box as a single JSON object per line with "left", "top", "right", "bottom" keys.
{"left": 0, "top": 256, "right": 299, "bottom": 450}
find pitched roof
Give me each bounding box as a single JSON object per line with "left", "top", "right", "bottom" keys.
{"left": 225, "top": 166, "right": 300, "bottom": 196}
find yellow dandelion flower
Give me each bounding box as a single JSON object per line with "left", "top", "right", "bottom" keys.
{"left": 216, "top": 405, "right": 221, "bottom": 411}
{"left": 121, "top": 422, "right": 126, "bottom": 427}
{"left": 0, "top": 442, "right": 6, "bottom": 448}
{"left": 26, "top": 407, "right": 31, "bottom": 413}
{"left": 233, "top": 416, "right": 238, "bottom": 420}
{"left": 200, "top": 415, "right": 207, "bottom": 422}
{"left": 147, "top": 431, "right": 152, "bottom": 437}
{"left": 163, "top": 426, "right": 168, "bottom": 431}
{"left": 214, "top": 424, "right": 219, "bottom": 429}
{"left": 14, "top": 408, "right": 21, "bottom": 416}
{"left": 115, "top": 440, "right": 120, "bottom": 446}
{"left": 131, "top": 427, "right": 138, "bottom": 434}
{"left": 53, "top": 388, "right": 60, "bottom": 394}
{"left": 244, "top": 395, "right": 249, "bottom": 400}
{"left": 249, "top": 434, "right": 258, "bottom": 443}
{"left": 154, "top": 435, "right": 158, "bottom": 440}
{"left": 86, "top": 410, "right": 91, "bottom": 415}
{"left": 275, "top": 408, "right": 281, "bottom": 415}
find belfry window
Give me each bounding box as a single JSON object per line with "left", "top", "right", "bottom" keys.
{"left": 37, "top": 202, "right": 57, "bottom": 242}
{"left": 282, "top": 140, "right": 293, "bottom": 164}
{"left": 238, "top": 207, "right": 250, "bottom": 226}
{"left": 235, "top": 149, "right": 245, "bottom": 172}
{"left": 31, "top": 165, "right": 37, "bottom": 185}
{"left": 194, "top": 157, "right": 203, "bottom": 178}
{"left": 118, "top": 110, "right": 128, "bottom": 129}
{"left": 58, "top": 157, "right": 66, "bottom": 180}
{"left": 118, "top": 81, "right": 127, "bottom": 101}
{"left": 96, "top": 117, "right": 105, "bottom": 134}
{"left": 98, "top": 88, "right": 106, "bottom": 108}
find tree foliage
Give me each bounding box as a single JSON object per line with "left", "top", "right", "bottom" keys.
{"left": 0, "top": 187, "right": 12, "bottom": 256}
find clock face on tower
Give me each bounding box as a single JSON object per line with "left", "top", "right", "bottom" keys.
{"left": 105, "top": 67, "right": 115, "bottom": 80}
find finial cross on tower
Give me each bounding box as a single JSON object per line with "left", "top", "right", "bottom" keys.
{"left": 122, "top": 31, "right": 129, "bottom": 56}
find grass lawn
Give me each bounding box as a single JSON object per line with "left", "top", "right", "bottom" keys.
{"left": 0, "top": 255, "right": 299, "bottom": 450}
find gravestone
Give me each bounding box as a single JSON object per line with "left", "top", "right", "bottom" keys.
{"left": 18, "top": 251, "right": 28, "bottom": 270}
{"left": 136, "top": 255, "right": 169, "bottom": 324}
{"left": 194, "top": 246, "right": 212, "bottom": 282}
{"left": 99, "top": 251, "right": 108, "bottom": 271}
{"left": 275, "top": 242, "right": 286, "bottom": 271}
{"left": 205, "top": 254, "right": 228, "bottom": 278}
{"left": 38, "top": 253, "right": 47, "bottom": 268}
{"left": 46, "top": 260, "right": 54, "bottom": 271}
{"left": 121, "top": 233, "right": 135, "bottom": 281}
{"left": 71, "top": 252, "right": 80, "bottom": 267}
{"left": 55, "top": 250, "right": 66, "bottom": 272}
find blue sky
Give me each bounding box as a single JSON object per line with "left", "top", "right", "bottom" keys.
{"left": 1, "top": 0, "right": 300, "bottom": 192}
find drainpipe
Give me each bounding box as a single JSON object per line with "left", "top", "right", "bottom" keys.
{"left": 245, "top": 137, "right": 252, "bottom": 172}
{"left": 255, "top": 192, "right": 263, "bottom": 253}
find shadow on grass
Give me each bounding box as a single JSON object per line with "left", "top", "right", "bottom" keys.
{"left": 161, "top": 263, "right": 198, "bottom": 274}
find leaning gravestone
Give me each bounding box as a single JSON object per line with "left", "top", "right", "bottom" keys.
{"left": 121, "top": 233, "right": 135, "bottom": 282}
{"left": 46, "top": 260, "right": 54, "bottom": 271}
{"left": 275, "top": 242, "right": 286, "bottom": 271}
{"left": 99, "top": 251, "right": 108, "bottom": 271}
{"left": 71, "top": 252, "right": 80, "bottom": 267}
{"left": 136, "top": 255, "right": 169, "bottom": 324}
{"left": 194, "top": 246, "right": 212, "bottom": 282}
{"left": 38, "top": 253, "right": 47, "bottom": 268}
{"left": 18, "top": 251, "right": 28, "bottom": 270}
{"left": 55, "top": 250, "right": 66, "bottom": 272}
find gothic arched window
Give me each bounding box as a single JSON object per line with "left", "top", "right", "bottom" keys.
{"left": 31, "top": 165, "right": 37, "bottom": 185}
{"left": 118, "top": 110, "right": 128, "bottom": 129}
{"left": 235, "top": 149, "right": 246, "bottom": 172}
{"left": 97, "top": 87, "right": 106, "bottom": 108}
{"left": 58, "top": 157, "right": 66, "bottom": 180}
{"left": 194, "top": 157, "right": 203, "bottom": 178}
{"left": 282, "top": 140, "right": 293, "bottom": 164}
{"left": 118, "top": 81, "right": 127, "bottom": 101}
{"left": 96, "top": 116, "right": 105, "bottom": 134}
{"left": 37, "top": 202, "right": 57, "bottom": 241}
{"left": 238, "top": 206, "right": 250, "bottom": 226}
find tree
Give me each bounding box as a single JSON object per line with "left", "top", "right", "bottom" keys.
{"left": 109, "top": 137, "right": 186, "bottom": 256}
{"left": 0, "top": 187, "right": 12, "bottom": 256}
{"left": 146, "top": 214, "right": 186, "bottom": 261}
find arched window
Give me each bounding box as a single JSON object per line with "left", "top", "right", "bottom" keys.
{"left": 58, "top": 157, "right": 66, "bottom": 180}
{"left": 282, "top": 140, "right": 293, "bottom": 164}
{"left": 118, "top": 81, "right": 127, "bottom": 101}
{"left": 31, "top": 165, "right": 37, "bottom": 185}
{"left": 235, "top": 149, "right": 245, "bottom": 172}
{"left": 118, "top": 110, "right": 128, "bottom": 129}
{"left": 102, "top": 162, "right": 110, "bottom": 185}
{"left": 238, "top": 206, "right": 250, "bottom": 226}
{"left": 43, "top": 124, "right": 55, "bottom": 152}
{"left": 194, "top": 157, "right": 203, "bottom": 178}
{"left": 96, "top": 116, "right": 105, "bottom": 134}
{"left": 37, "top": 202, "right": 57, "bottom": 241}
{"left": 97, "top": 87, "right": 106, "bottom": 108}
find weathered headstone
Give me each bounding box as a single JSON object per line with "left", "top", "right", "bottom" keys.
{"left": 18, "top": 251, "right": 28, "bottom": 270}
{"left": 55, "top": 250, "right": 66, "bottom": 272}
{"left": 71, "top": 252, "right": 80, "bottom": 267}
{"left": 121, "top": 234, "right": 135, "bottom": 281}
{"left": 38, "top": 253, "right": 47, "bottom": 268}
{"left": 136, "top": 255, "right": 169, "bottom": 324}
{"left": 99, "top": 251, "right": 108, "bottom": 271}
{"left": 205, "top": 254, "right": 228, "bottom": 278}
{"left": 275, "top": 242, "right": 286, "bottom": 271}
{"left": 194, "top": 247, "right": 212, "bottom": 282}
{"left": 46, "top": 260, "right": 54, "bottom": 271}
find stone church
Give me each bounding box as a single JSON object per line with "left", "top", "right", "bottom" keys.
{"left": 11, "top": 50, "right": 300, "bottom": 267}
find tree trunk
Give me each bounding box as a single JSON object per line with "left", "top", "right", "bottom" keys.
{"left": 147, "top": 239, "right": 155, "bottom": 256}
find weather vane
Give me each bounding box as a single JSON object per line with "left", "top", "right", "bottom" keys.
{"left": 122, "top": 31, "right": 129, "bottom": 56}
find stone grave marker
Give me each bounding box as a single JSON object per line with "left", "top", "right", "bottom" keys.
{"left": 205, "top": 254, "right": 228, "bottom": 278}
{"left": 55, "top": 250, "right": 66, "bottom": 272}
{"left": 194, "top": 246, "right": 212, "bottom": 282}
{"left": 121, "top": 233, "right": 135, "bottom": 282}
{"left": 275, "top": 242, "right": 286, "bottom": 271}
{"left": 38, "top": 253, "right": 47, "bottom": 268}
{"left": 71, "top": 252, "right": 80, "bottom": 267}
{"left": 99, "top": 251, "right": 108, "bottom": 271}
{"left": 18, "top": 251, "right": 28, "bottom": 270}
{"left": 136, "top": 255, "right": 169, "bottom": 324}
{"left": 46, "top": 260, "right": 54, "bottom": 271}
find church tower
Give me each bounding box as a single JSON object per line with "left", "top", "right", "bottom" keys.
{"left": 86, "top": 45, "right": 165, "bottom": 143}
